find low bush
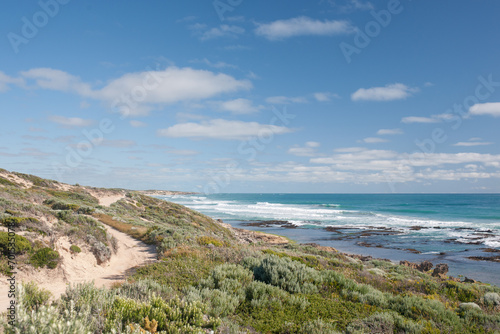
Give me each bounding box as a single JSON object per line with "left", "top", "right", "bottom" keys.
{"left": 0, "top": 231, "right": 32, "bottom": 255}
{"left": 19, "top": 281, "right": 52, "bottom": 312}
{"left": 105, "top": 296, "right": 220, "bottom": 333}
{"left": 4, "top": 283, "right": 91, "bottom": 334}
{"left": 251, "top": 254, "right": 322, "bottom": 294}
{"left": 197, "top": 236, "right": 224, "bottom": 247}
{"left": 30, "top": 247, "right": 60, "bottom": 269}
{"left": 70, "top": 245, "right": 81, "bottom": 253}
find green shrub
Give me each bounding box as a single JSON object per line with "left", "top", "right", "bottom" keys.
{"left": 0, "top": 216, "right": 39, "bottom": 228}
{"left": 483, "top": 292, "right": 500, "bottom": 307}
{"left": 4, "top": 283, "right": 91, "bottom": 334}
{"left": 70, "top": 245, "right": 81, "bottom": 253}
{"left": 76, "top": 206, "right": 95, "bottom": 214}
{"left": 51, "top": 202, "right": 80, "bottom": 211}
{"left": 0, "top": 231, "right": 32, "bottom": 255}
{"left": 185, "top": 286, "right": 241, "bottom": 317}
{"left": 30, "top": 247, "right": 60, "bottom": 269}
{"left": 105, "top": 296, "right": 220, "bottom": 333}
{"left": 300, "top": 318, "right": 340, "bottom": 334}
{"left": 0, "top": 177, "right": 17, "bottom": 187}
{"left": 251, "top": 255, "right": 322, "bottom": 294}
{"left": 346, "top": 312, "right": 425, "bottom": 334}
{"left": 118, "top": 279, "right": 174, "bottom": 302}
{"left": 197, "top": 236, "right": 224, "bottom": 247}
{"left": 19, "top": 281, "right": 52, "bottom": 311}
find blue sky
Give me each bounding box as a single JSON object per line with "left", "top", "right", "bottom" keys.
{"left": 1, "top": 0, "right": 500, "bottom": 193}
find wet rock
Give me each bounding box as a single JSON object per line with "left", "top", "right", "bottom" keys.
{"left": 467, "top": 255, "right": 500, "bottom": 263}
{"left": 483, "top": 248, "right": 500, "bottom": 253}
{"left": 463, "top": 277, "right": 477, "bottom": 283}
{"left": 432, "top": 263, "right": 449, "bottom": 278}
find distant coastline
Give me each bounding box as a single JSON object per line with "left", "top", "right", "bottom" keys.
{"left": 139, "top": 190, "right": 198, "bottom": 196}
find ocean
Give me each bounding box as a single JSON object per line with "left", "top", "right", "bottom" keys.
{"left": 155, "top": 193, "right": 500, "bottom": 286}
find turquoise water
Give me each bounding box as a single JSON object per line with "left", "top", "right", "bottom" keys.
{"left": 157, "top": 193, "right": 500, "bottom": 285}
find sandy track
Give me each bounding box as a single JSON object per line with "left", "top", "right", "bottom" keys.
{"left": 0, "top": 225, "right": 157, "bottom": 309}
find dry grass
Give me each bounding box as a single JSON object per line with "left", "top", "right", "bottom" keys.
{"left": 94, "top": 213, "right": 148, "bottom": 240}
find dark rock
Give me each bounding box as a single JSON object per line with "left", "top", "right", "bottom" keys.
{"left": 400, "top": 260, "right": 433, "bottom": 272}
{"left": 463, "top": 277, "right": 477, "bottom": 283}
{"left": 483, "top": 248, "right": 500, "bottom": 253}
{"left": 467, "top": 255, "right": 500, "bottom": 263}
{"left": 432, "top": 263, "right": 449, "bottom": 278}
{"left": 418, "top": 261, "right": 433, "bottom": 271}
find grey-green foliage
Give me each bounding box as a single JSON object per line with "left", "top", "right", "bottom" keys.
{"left": 186, "top": 263, "right": 310, "bottom": 317}
{"left": 250, "top": 254, "right": 321, "bottom": 294}
{"left": 118, "top": 279, "right": 174, "bottom": 302}
{"left": 483, "top": 292, "right": 500, "bottom": 306}
{"left": 59, "top": 282, "right": 116, "bottom": 333}
{"left": 3, "top": 283, "right": 91, "bottom": 334}
{"left": 346, "top": 312, "right": 424, "bottom": 334}
{"left": 299, "top": 318, "right": 341, "bottom": 334}
{"left": 185, "top": 287, "right": 241, "bottom": 317}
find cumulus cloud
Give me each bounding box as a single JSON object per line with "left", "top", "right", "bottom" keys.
{"left": 21, "top": 67, "right": 252, "bottom": 117}
{"left": 48, "top": 115, "right": 94, "bottom": 128}
{"left": 213, "top": 98, "right": 263, "bottom": 114}
{"left": 469, "top": 102, "right": 500, "bottom": 117}
{"left": 288, "top": 141, "right": 321, "bottom": 157}
{"left": 157, "top": 119, "right": 294, "bottom": 140}
{"left": 401, "top": 116, "right": 441, "bottom": 124}
{"left": 192, "top": 24, "right": 245, "bottom": 40}
{"left": 255, "top": 17, "right": 354, "bottom": 40}
{"left": 453, "top": 138, "right": 493, "bottom": 147}
{"left": 351, "top": 83, "right": 418, "bottom": 101}
{"left": 313, "top": 92, "right": 339, "bottom": 102}
{"left": 0, "top": 71, "right": 24, "bottom": 92}
{"left": 377, "top": 128, "right": 403, "bottom": 135}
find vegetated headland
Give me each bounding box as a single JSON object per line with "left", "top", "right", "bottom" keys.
{"left": 0, "top": 168, "right": 499, "bottom": 333}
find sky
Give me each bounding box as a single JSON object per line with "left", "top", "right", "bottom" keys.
{"left": 0, "top": 0, "right": 500, "bottom": 193}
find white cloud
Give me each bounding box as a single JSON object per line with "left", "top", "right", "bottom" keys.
{"left": 453, "top": 138, "right": 493, "bottom": 147}
{"left": 288, "top": 141, "right": 321, "bottom": 157}
{"left": 265, "top": 95, "right": 307, "bottom": 104}
{"left": 255, "top": 16, "right": 354, "bottom": 40}
{"left": 401, "top": 116, "right": 441, "bottom": 124}
{"left": 351, "top": 83, "right": 418, "bottom": 101}
{"left": 377, "top": 128, "right": 403, "bottom": 135}
{"left": 213, "top": 98, "right": 263, "bottom": 114}
{"left": 362, "top": 137, "right": 388, "bottom": 144}
{"left": 22, "top": 68, "right": 92, "bottom": 95}
{"left": 129, "top": 120, "right": 147, "bottom": 128}
{"left": 306, "top": 141, "right": 320, "bottom": 148}
{"left": 22, "top": 67, "right": 252, "bottom": 117}
{"left": 194, "top": 24, "right": 245, "bottom": 40}
{"left": 313, "top": 92, "right": 339, "bottom": 102}
{"left": 469, "top": 102, "right": 500, "bottom": 117}
{"left": 0, "top": 71, "right": 24, "bottom": 92}
{"left": 48, "top": 115, "right": 94, "bottom": 128}
{"left": 158, "top": 119, "right": 294, "bottom": 140}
